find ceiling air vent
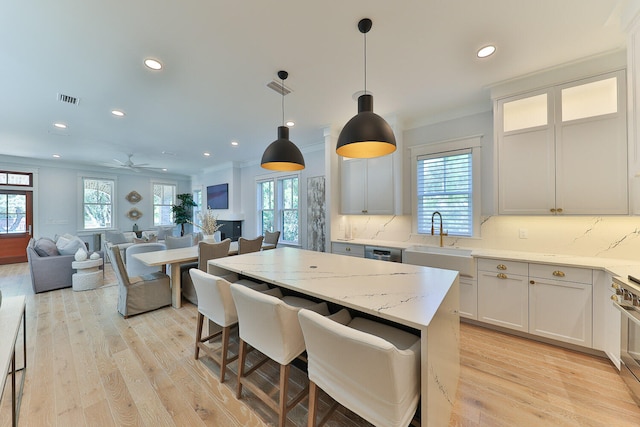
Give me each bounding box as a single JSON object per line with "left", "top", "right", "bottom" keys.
{"left": 57, "top": 93, "right": 79, "bottom": 105}
{"left": 266, "top": 80, "right": 292, "bottom": 96}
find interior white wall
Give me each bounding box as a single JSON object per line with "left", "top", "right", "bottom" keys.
{"left": 0, "top": 155, "right": 190, "bottom": 250}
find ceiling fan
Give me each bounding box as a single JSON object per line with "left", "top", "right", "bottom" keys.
{"left": 108, "top": 154, "right": 164, "bottom": 172}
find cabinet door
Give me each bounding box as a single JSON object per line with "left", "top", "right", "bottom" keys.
{"left": 529, "top": 278, "right": 592, "bottom": 347}
{"left": 365, "top": 154, "right": 394, "bottom": 214}
{"left": 478, "top": 270, "right": 528, "bottom": 332}
{"left": 340, "top": 158, "right": 366, "bottom": 214}
{"left": 556, "top": 115, "right": 627, "bottom": 214}
{"left": 498, "top": 92, "right": 555, "bottom": 215}
{"left": 606, "top": 280, "right": 622, "bottom": 369}
{"left": 459, "top": 277, "right": 477, "bottom": 320}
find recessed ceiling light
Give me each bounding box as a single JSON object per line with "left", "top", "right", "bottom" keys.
{"left": 162, "top": 168, "right": 168, "bottom": 172}
{"left": 52, "top": 154, "right": 61, "bottom": 158}
{"left": 203, "top": 152, "right": 211, "bottom": 157}
{"left": 111, "top": 110, "right": 125, "bottom": 117}
{"left": 144, "top": 58, "right": 163, "bottom": 70}
{"left": 477, "top": 45, "right": 496, "bottom": 58}
{"left": 231, "top": 141, "right": 239, "bottom": 146}
{"left": 286, "top": 121, "right": 295, "bottom": 127}
{"left": 53, "top": 122, "right": 67, "bottom": 129}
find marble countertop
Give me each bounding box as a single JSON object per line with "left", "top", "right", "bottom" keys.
{"left": 209, "top": 247, "right": 459, "bottom": 330}
{"left": 332, "top": 238, "right": 640, "bottom": 280}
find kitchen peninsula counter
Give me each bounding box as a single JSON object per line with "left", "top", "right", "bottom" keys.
{"left": 209, "top": 247, "right": 460, "bottom": 427}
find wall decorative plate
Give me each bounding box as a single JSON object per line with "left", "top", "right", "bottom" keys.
{"left": 127, "top": 208, "right": 142, "bottom": 220}
{"left": 126, "top": 190, "right": 142, "bottom": 204}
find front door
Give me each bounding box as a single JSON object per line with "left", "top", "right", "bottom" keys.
{"left": 0, "top": 190, "right": 33, "bottom": 264}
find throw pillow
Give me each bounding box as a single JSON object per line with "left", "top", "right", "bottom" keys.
{"left": 156, "top": 226, "right": 175, "bottom": 240}
{"left": 57, "top": 235, "right": 88, "bottom": 256}
{"left": 133, "top": 236, "right": 157, "bottom": 244}
{"left": 106, "top": 231, "right": 128, "bottom": 245}
{"left": 34, "top": 237, "right": 59, "bottom": 257}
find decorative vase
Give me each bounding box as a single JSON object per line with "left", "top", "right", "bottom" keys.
{"left": 202, "top": 234, "right": 215, "bottom": 242}
{"left": 75, "top": 247, "right": 88, "bottom": 261}
{"left": 90, "top": 252, "right": 100, "bottom": 260}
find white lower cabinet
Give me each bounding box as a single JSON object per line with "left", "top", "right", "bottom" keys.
{"left": 459, "top": 276, "right": 477, "bottom": 320}
{"left": 477, "top": 258, "right": 594, "bottom": 348}
{"left": 605, "top": 276, "right": 622, "bottom": 369}
{"left": 331, "top": 242, "right": 364, "bottom": 257}
{"left": 477, "top": 259, "right": 529, "bottom": 332}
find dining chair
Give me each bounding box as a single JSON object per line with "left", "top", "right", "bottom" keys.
{"left": 229, "top": 283, "right": 329, "bottom": 427}
{"left": 125, "top": 242, "right": 166, "bottom": 277}
{"left": 108, "top": 245, "right": 172, "bottom": 318}
{"left": 165, "top": 234, "right": 193, "bottom": 249}
{"left": 182, "top": 239, "right": 231, "bottom": 305}
{"left": 263, "top": 230, "right": 281, "bottom": 249}
{"left": 237, "top": 236, "right": 264, "bottom": 254}
{"left": 298, "top": 308, "right": 421, "bottom": 427}
{"left": 189, "top": 269, "right": 268, "bottom": 382}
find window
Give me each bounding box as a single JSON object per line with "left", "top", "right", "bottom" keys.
{"left": 412, "top": 136, "right": 481, "bottom": 238}
{"left": 193, "top": 189, "right": 202, "bottom": 227}
{"left": 257, "top": 175, "right": 299, "bottom": 244}
{"left": 153, "top": 183, "right": 176, "bottom": 226}
{"left": 83, "top": 178, "right": 114, "bottom": 229}
{"left": 0, "top": 171, "right": 32, "bottom": 187}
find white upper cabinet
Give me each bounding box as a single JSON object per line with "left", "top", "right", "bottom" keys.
{"left": 496, "top": 70, "right": 628, "bottom": 215}
{"left": 341, "top": 154, "right": 395, "bottom": 215}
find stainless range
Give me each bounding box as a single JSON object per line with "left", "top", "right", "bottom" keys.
{"left": 612, "top": 275, "right": 640, "bottom": 406}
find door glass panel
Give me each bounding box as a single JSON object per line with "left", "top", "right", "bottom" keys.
{"left": 503, "top": 94, "right": 548, "bottom": 132}
{"left": 0, "top": 194, "right": 26, "bottom": 233}
{"left": 562, "top": 77, "right": 617, "bottom": 122}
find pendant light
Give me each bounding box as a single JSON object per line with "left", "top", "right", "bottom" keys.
{"left": 336, "top": 18, "right": 396, "bottom": 158}
{"left": 261, "top": 70, "right": 305, "bottom": 171}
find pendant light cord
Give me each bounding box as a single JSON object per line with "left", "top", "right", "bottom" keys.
{"left": 363, "top": 30, "right": 367, "bottom": 95}
{"left": 281, "top": 76, "right": 285, "bottom": 126}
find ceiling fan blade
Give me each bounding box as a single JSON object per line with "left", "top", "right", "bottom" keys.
{"left": 113, "top": 158, "right": 126, "bottom": 165}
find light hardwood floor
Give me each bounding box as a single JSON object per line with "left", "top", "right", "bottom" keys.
{"left": 1, "top": 261, "right": 639, "bottom": 426}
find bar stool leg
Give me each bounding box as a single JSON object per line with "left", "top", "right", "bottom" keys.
{"left": 195, "top": 312, "right": 204, "bottom": 359}
{"left": 308, "top": 380, "right": 318, "bottom": 427}
{"left": 237, "top": 339, "right": 247, "bottom": 399}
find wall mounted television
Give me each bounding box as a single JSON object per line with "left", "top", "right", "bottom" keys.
{"left": 206, "top": 183, "right": 229, "bottom": 209}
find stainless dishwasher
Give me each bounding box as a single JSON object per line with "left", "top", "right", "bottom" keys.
{"left": 364, "top": 246, "right": 402, "bottom": 263}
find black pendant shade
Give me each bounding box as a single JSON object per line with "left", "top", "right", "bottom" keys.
{"left": 261, "top": 70, "right": 305, "bottom": 171}
{"left": 261, "top": 126, "right": 305, "bottom": 171}
{"left": 336, "top": 94, "right": 396, "bottom": 158}
{"left": 336, "top": 18, "right": 396, "bottom": 158}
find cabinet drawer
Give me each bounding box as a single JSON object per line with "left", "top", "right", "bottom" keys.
{"left": 529, "top": 263, "right": 592, "bottom": 284}
{"left": 478, "top": 258, "right": 528, "bottom": 276}
{"left": 331, "top": 242, "right": 364, "bottom": 257}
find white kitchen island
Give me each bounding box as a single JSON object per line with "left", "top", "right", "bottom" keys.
{"left": 208, "top": 247, "right": 460, "bottom": 427}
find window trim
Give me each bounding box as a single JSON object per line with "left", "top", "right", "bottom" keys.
{"left": 256, "top": 172, "right": 301, "bottom": 245}
{"left": 411, "top": 135, "right": 482, "bottom": 238}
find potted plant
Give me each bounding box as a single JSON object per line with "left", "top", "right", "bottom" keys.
{"left": 171, "top": 193, "right": 197, "bottom": 236}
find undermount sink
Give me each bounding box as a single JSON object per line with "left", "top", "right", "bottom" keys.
{"left": 403, "top": 245, "right": 476, "bottom": 278}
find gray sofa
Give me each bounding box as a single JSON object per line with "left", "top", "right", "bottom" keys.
{"left": 26, "top": 237, "right": 104, "bottom": 294}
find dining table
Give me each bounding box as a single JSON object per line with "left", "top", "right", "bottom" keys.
{"left": 131, "top": 240, "right": 275, "bottom": 308}
{"left": 208, "top": 247, "right": 460, "bottom": 427}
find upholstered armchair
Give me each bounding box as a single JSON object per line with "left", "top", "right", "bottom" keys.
{"left": 108, "top": 245, "right": 172, "bottom": 318}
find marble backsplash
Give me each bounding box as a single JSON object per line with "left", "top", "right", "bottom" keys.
{"left": 337, "top": 215, "right": 640, "bottom": 262}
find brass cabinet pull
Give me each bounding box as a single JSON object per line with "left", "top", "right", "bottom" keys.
{"left": 611, "top": 294, "right": 619, "bottom": 302}
{"left": 550, "top": 208, "right": 556, "bottom": 213}
{"left": 556, "top": 208, "right": 563, "bottom": 213}
{"left": 497, "top": 264, "right": 507, "bottom": 270}
{"left": 612, "top": 283, "right": 620, "bottom": 290}
{"left": 497, "top": 273, "right": 508, "bottom": 279}
{"left": 345, "top": 247, "right": 350, "bottom": 251}
{"left": 530, "top": 280, "right": 535, "bottom": 285}
{"left": 552, "top": 270, "right": 565, "bottom": 277}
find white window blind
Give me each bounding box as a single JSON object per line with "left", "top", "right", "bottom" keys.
{"left": 417, "top": 149, "right": 472, "bottom": 236}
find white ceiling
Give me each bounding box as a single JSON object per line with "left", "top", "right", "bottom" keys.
{"left": 0, "top": 0, "right": 630, "bottom": 176}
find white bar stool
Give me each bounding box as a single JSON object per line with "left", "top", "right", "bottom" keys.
{"left": 298, "top": 308, "right": 421, "bottom": 427}
{"left": 230, "top": 283, "right": 328, "bottom": 427}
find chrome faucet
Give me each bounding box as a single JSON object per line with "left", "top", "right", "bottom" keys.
{"left": 431, "top": 211, "right": 448, "bottom": 247}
